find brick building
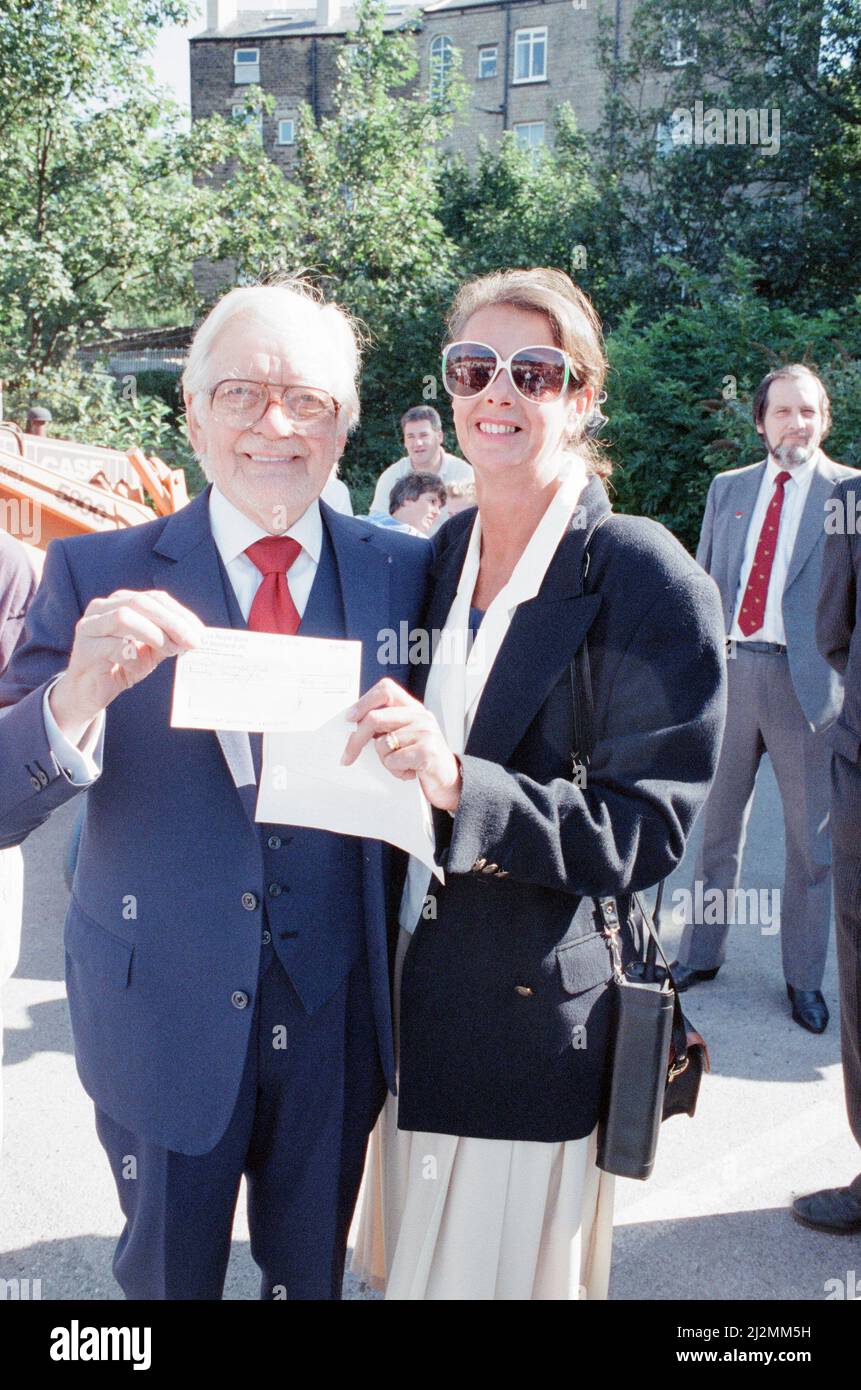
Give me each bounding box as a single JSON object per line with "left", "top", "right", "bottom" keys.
{"left": 190, "top": 0, "right": 634, "bottom": 170}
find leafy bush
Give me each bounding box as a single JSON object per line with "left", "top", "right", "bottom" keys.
{"left": 604, "top": 264, "right": 861, "bottom": 551}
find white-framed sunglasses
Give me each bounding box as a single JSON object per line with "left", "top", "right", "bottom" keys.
{"left": 442, "top": 340, "right": 578, "bottom": 404}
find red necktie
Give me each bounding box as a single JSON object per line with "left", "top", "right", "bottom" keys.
{"left": 245, "top": 536, "right": 302, "bottom": 635}
{"left": 737, "top": 470, "right": 791, "bottom": 637}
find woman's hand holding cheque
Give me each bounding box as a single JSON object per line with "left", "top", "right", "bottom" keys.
{"left": 341, "top": 677, "right": 462, "bottom": 814}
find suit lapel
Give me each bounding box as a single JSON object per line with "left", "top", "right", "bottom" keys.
{"left": 724, "top": 464, "right": 765, "bottom": 611}
{"left": 321, "top": 503, "right": 392, "bottom": 692}
{"left": 150, "top": 486, "right": 256, "bottom": 826}
{"left": 464, "top": 590, "right": 601, "bottom": 765}
{"left": 785, "top": 464, "right": 834, "bottom": 594}
{"left": 433, "top": 479, "right": 609, "bottom": 768}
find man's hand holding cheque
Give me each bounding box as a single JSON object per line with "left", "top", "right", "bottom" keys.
{"left": 342, "top": 676, "right": 462, "bottom": 815}
{"left": 49, "top": 589, "right": 204, "bottom": 746}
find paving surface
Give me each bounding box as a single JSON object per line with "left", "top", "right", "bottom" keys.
{"left": 1, "top": 760, "right": 858, "bottom": 1302}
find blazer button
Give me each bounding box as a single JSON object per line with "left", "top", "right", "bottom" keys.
{"left": 494, "top": 870, "right": 509, "bottom": 879}
{"left": 267, "top": 835, "right": 282, "bottom": 850}
{"left": 268, "top": 882, "right": 283, "bottom": 897}
{"left": 36, "top": 766, "right": 49, "bottom": 787}
{"left": 241, "top": 892, "right": 258, "bottom": 911}
{"left": 231, "top": 990, "right": 250, "bottom": 1009}
{"left": 261, "top": 930, "right": 272, "bottom": 946}
{"left": 472, "top": 858, "right": 486, "bottom": 872}
{"left": 481, "top": 863, "right": 499, "bottom": 875}
{"left": 29, "top": 774, "right": 41, "bottom": 791}
{"left": 515, "top": 985, "right": 534, "bottom": 997}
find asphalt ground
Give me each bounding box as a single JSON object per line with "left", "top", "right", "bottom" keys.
{"left": 1, "top": 758, "right": 858, "bottom": 1302}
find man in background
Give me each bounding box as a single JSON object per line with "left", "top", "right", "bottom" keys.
{"left": 24, "top": 406, "right": 52, "bottom": 437}
{"left": 793, "top": 476, "right": 861, "bottom": 1233}
{"left": 370, "top": 406, "right": 471, "bottom": 529}
{"left": 672, "top": 365, "right": 856, "bottom": 1034}
{"left": 369, "top": 473, "right": 445, "bottom": 538}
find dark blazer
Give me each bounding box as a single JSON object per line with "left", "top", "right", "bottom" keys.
{"left": 0, "top": 490, "right": 430, "bottom": 1154}
{"left": 816, "top": 477, "right": 861, "bottom": 854}
{"left": 397, "top": 475, "right": 727, "bottom": 1143}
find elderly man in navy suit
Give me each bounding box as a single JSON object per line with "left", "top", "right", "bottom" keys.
{"left": 0, "top": 280, "right": 430, "bottom": 1299}
{"left": 672, "top": 365, "right": 857, "bottom": 1033}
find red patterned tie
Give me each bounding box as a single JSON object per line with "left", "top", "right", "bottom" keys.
{"left": 245, "top": 536, "right": 302, "bottom": 635}
{"left": 737, "top": 470, "right": 791, "bottom": 637}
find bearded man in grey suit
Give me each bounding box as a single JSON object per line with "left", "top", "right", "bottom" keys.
{"left": 672, "top": 365, "right": 858, "bottom": 1033}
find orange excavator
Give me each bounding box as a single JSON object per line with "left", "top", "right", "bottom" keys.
{"left": 0, "top": 419, "right": 189, "bottom": 578}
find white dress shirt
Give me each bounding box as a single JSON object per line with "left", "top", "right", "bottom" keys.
{"left": 399, "top": 459, "right": 589, "bottom": 933}
{"left": 44, "top": 485, "right": 323, "bottom": 784}
{"left": 729, "top": 453, "right": 818, "bottom": 644}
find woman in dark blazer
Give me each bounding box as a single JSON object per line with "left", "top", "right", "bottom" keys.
{"left": 347, "top": 268, "right": 727, "bottom": 1299}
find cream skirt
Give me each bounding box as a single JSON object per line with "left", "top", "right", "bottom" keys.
{"left": 351, "top": 928, "right": 616, "bottom": 1300}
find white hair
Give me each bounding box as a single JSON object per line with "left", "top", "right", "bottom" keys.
{"left": 182, "top": 279, "right": 362, "bottom": 469}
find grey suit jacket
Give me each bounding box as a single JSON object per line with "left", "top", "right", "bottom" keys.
{"left": 816, "top": 476, "right": 861, "bottom": 851}
{"left": 697, "top": 453, "right": 858, "bottom": 730}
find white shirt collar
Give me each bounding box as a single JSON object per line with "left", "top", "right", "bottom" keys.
{"left": 458, "top": 459, "right": 588, "bottom": 612}
{"left": 209, "top": 483, "right": 323, "bottom": 568}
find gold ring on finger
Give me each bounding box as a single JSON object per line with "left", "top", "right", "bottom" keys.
{"left": 385, "top": 732, "right": 401, "bottom": 753}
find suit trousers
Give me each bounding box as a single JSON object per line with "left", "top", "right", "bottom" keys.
{"left": 94, "top": 942, "right": 384, "bottom": 1300}
{"left": 678, "top": 647, "right": 832, "bottom": 991}
{"left": 833, "top": 850, "right": 861, "bottom": 1170}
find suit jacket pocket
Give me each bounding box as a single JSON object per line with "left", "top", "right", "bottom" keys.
{"left": 65, "top": 896, "right": 134, "bottom": 990}
{"left": 557, "top": 931, "right": 614, "bottom": 996}
{"left": 829, "top": 717, "right": 861, "bottom": 766}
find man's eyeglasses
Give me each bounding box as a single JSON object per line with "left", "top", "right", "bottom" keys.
{"left": 442, "top": 341, "right": 578, "bottom": 405}
{"left": 209, "top": 380, "right": 341, "bottom": 428}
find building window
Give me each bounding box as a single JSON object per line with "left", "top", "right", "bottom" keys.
{"left": 429, "top": 34, "right": 454, "bottom": 103}
{"left": 478, "top": 46, "right": 498, "bottom": 80}
{"left": 514, "top": 121, "right": 546, "bottom": 164}
{"left": 660, "top": 13, "right": 697, "bottom": 66}
{"left": 277, "top": 117, "right": 295, "bottom": 145}
{"left": 234, "top": 47, "right": 260, "bottom": 83}
{"left": 513, "top": 27, "right": 547, "bottom": 83}
{"left": 231, "top": 104, "right": 263, "bottom": 140}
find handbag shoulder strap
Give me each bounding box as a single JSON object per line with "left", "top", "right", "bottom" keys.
{"left": 569, "top": 510, "right": 669, "bottom": 958}
{"left": 569, "top": 508, "right": 611, "bottom": 775}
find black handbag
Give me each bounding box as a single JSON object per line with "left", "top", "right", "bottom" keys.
{"left": 572, "top": 516, "right": 710, "bottom": 1181}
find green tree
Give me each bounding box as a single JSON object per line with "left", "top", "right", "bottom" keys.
{"left": 0, "top": 0, "right": 244, "bottom": 378}
{"left": 213, "top": 0, "right": 463, "bottom": 500}
{"left": 439, "top": 105, "right": 603, "bottom": 294}
{"left": 593, "top": 0, "right": 861, "bottom": 314}
{"left": 604, "top": 259, "right": 861, "bottom": 551}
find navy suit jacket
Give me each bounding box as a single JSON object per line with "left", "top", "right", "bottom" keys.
{"left": 817, "top": 477, "right": 861, "bottom": 853}
{"left": 0, "top": 489, "right": 430, "bottom": 1154}
{"left": 397, "top": 477, "right": 727, "bottom": 1142}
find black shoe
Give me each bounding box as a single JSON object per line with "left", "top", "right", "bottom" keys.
{"left": 669, "top": 961, "right": 720, "bottom": 993}
{"left": 786, "top": 984, "right": 829, "bottom": 1034}
{"left": 792, "top": 1185, "right": 861, "bottom": 1234}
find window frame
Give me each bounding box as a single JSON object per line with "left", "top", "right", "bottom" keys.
{"left": 478, "top": 45, "right": 498, "bottom": 80}
{"left": 429, "top": 33, "right": 455, "bottom": 103}
{"left": 512, "top": 26, "right": 547, "bottom": 84}
{"left": 513, "top": 120, "right": 547, "bottom": 161}
{"left": 231, "top": 103, "right": 263, "bottom": 140}
{"left": 233, "top": 47, "right": 261, "bottom": 84}
{"left": 276, "top": 116, "right": 296, "bottom": 146}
